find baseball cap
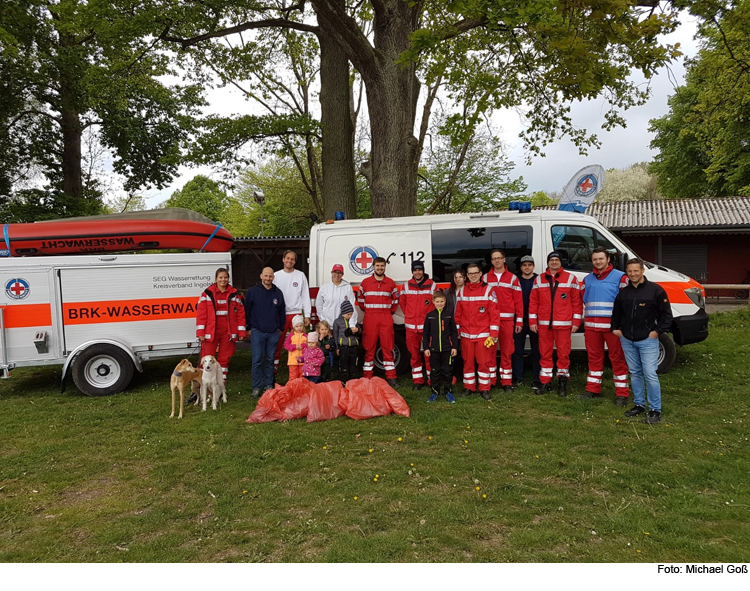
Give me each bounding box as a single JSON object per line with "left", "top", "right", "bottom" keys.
{"left": 411, "top": 260, "right": 425, "bottom": 271}
{"left": 547, "top": 251, "right": 562, "bottom": 262}
{"left": 331, "top": 264, "right": 344, "bottom": 273}
{"left": 520, "top": 255, "right": 535, "bottom": 264}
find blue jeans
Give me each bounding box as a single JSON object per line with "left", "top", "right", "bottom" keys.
{"left": 619, "top": 336, "right": 661, "bottom": 411}
{"left": 251, "top": 330, "right": 281, "bottom": 389}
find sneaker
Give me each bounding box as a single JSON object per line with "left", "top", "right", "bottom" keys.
{"left": 513, "top": 377, "right": 523, "bottom": 387}
{"left": 264, "top": 385, "right": 274, "bottom": 392}
{"left": 387, "top": 378, "right": 398, "bottom": 388}
{"left": 644, "top": 410, "right": 661, "bottom": 424}
{"left": 614, "top": 397, "right": 628, "bottom": 407}
{"left": 503, "top": 385, "right": 513, "bottom": 393}
{"left": 463, "top": 388, "right": 473, "bottom": 397}
{"left": 580, "top": 391, "right": 602, "bottom": 399}
{"left": 480, "top": 391, "right": 492, "bottom": 401}
{"left": 186, "top": 392, "right": 198, "bottom": 404}
{"left": 624, "top": 404, "right": 646, "bottom": 417}
{"left": 532, "top": 382, "right": 544, "bottom": 395}
{"left": 446, "top": 392, "right": 456, "bottom": 404}
{"left": 427, "top": 392, "right": 438, "bottom": 402}
{"left": 414, "top": 383, "right": 423, "bottom": 391}
{"left": 251, "top": 388, "right": 261, "bottom": 398}
{"left": 545, "top": 382, "right": 555, "bottom": 393}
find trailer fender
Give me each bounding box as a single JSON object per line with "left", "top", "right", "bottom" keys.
{"left": 61, "top": 339, "right": 142, "bottom": 392}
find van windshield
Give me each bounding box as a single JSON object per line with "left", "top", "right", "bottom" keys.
{"left": 551, "top": 225, "right": 619, "bottom": 273}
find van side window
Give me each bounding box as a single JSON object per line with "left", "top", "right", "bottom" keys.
{"left": 431, "top": 226, "right": 533, "bottom": 281}
{"left": 551, "top": 225, "right": 618, "bottom": 273}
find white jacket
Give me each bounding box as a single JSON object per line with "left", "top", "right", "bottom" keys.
{"left": 274, "top": 268, "right": 312, "bottom": 316}
{"left": 316, "top": 279, "right": 358, "bottom": 326}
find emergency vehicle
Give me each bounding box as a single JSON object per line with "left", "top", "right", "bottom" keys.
{"left": 308, "top": 209, "right": 708, "bottom": 374}
{"left": 0, "top": 252, "right": 231, "bottom": 395}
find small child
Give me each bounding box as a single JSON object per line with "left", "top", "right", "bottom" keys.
{"left": 316, "top": 320, "right": 335, "bottom": 382}
{"left": 422, "top": 290, "right": 459, "bottom": 403}
{"left": 332, "top": 300, "right": 361, "bottom": 382}
{"left": 302, "top": 331, "right": 325, "bottom": 383}
{"left": 283, "top": 314, "right": 307, "bottom": 382}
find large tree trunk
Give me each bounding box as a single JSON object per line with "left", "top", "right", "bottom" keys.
{"left": 366, "top": 1, "right": 421, "bottom": 218}
{"left": 60, "top": 104, "right": 83, "bottom": 199}
{"left": 318, "top": 5, "right": 357, "bottom": 220}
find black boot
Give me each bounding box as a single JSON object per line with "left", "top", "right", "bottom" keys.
{"left": 557, "top": 377, "right": 568, "bottom": 397}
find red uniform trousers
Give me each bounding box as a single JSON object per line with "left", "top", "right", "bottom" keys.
{"left": 584, "top": 329, "right": 630, "bottom": 397}
{"left": 487, "top": 341, "right": 498, "bottom": 385}
{"left": 200, "top": 316, "right": 235, "bottom": 383}
{"left": 497, "top": 320, "right": 516, "bottom": 386}
{"left": 538, "top": 326, "right": 572, "bottom": 384}
{"left": 362, "top": 313, "right": 396, "bottom": 379}
{"left": 461, "top": 338, "right": 495, "bottom": 392}
{"left": 406, "top": 329, "right": 431, "bottom": 384}
{"left": 274, "top": 313, "right": 298, "bottom": 372}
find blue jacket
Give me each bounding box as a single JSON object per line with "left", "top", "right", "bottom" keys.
{"left": 244, "top": 282, "right": 286, "bottom": 333}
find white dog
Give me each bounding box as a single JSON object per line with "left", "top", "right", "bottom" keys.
{"left": 200, "top": 355, "right": 227, "bottom": 411}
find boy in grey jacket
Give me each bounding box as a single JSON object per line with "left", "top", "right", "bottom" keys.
{"left": 333, "top": 300, "right": 361, "bottom": 382}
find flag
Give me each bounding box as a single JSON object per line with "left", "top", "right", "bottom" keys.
{"left": 557, "top": 165, "right": 606, "bottom": 213}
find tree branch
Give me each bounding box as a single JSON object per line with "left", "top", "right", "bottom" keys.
{"left": 160, "top": 18, "right": 319, "bottom": 49}
{"left": 310, "top": 0, "right": 377, "bottom": 77}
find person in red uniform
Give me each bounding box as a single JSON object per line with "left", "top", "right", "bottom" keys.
{"left": 455, "top": 263, "right": 499, "bottom": 400}
{"left": 483, "top": 248, "right": 524, "bottom": 392}
{"left": 357, "top": 257, "right": 400, "bottom": 386}
{"left": 581, "top": 247, "right": 630, "bottom": 405}
{"left": 400, "top": 260, "right": 435, "bottom": 389}
{"left": 529, "top": 252, "right": 582, "bottom": 396}
{"left": 196, "top": 268, "right": 247, "bottom": 384}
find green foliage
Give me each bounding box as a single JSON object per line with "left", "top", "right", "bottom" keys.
{"left": 0, "top": 187, "right": 105, "bottom": 224}
{"left": 649, "top": 1, "right": 750, "bottom": 198}
{"left": 0, "top": 0, "right": 206, "bottom": 204}
{"left": 528, "top": 190, "right": 558, "bottom": 207}
{"left": 597, "top": 163, "right": 661, "bottom": 202}
{"left": 415, "top": 0, "right": 682, "bottom": 157}
{"left": 104, "top": 194, "right": 148, "bottom": 214}
{"left": 417, "top": 122, "right": 527, "bottom": 214}
{"left": 228, "top": 160, "right": 318, "bottom": 237}
{"left": 166, "top": 175, "right": 230, "bottom": 222}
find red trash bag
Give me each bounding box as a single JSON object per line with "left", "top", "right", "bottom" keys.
{"left": 307, "top": 381, "right": 347, "bottom": 422}
{"left": 341, "top": 377, "right": 410, "bottom": 420}
{"left": 246, "top": 378, "right": 312, "bottom": 423}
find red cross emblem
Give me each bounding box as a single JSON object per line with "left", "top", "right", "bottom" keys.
{"left": 5, "top": 277, "right": 30, "bottom": 300}
{"left": 578, "top": 177, "right": 593, "bottom": 192}
{"left": 355, "top": 251, "right": 373, "bottom": 269}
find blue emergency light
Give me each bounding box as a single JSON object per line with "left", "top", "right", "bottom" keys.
{"left": 335, "top": 210, "right": 346, "bottom": 220}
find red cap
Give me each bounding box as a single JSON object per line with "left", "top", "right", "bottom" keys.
{"left": 332, "top": 264, "right": 344, "bottom": 273}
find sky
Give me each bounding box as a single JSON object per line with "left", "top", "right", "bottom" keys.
{"left": 138, "top": 12, "right": 702, "bottom": 208}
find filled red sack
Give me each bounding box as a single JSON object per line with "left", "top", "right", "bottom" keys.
{"left": 246, "top": 378, "right": 311, "bottom": 423}
{"left": 307, "top": 381, "right": 347, "bottom": 422}
{"left": 341, "top": 377, "right": 410, "bottom": 420}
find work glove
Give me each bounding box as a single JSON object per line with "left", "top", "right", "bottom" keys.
{"left": 484, "top": 336, "right": 494, "bottom": 349}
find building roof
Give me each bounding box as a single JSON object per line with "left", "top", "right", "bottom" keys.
{"left": 585, "top": 197, "right": 750, "bottom": 232}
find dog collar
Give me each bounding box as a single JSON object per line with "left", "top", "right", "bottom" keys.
{"left": 173, "top": 371, "right": 182, "bottom": 377}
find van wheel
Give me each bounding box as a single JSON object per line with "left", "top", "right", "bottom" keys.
{"left": 374, "top": 330, "right": 410, "bottom": 375}
{"left": 71, "top": 344, "right": 135, "bottom": 396}
{"left": 657, "top": 333, "right": 676, "bottom": 375}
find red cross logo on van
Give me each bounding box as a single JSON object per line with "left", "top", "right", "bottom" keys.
{"left": 5, "top": 278, "right": 30, "bottom": 300}
{"left": 349, "top": 246, "right": 378, "bottom": 276}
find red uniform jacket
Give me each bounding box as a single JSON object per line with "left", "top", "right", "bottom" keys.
{"left": 529, "top": 268, "right": 582, "bottom": 329}
{"left": 483, "top": 268, "right": 524, "bottom": 328}
{"left": 454, "top": 281, "right": 499, "bottom": 340}
{"left": 357, "top": 275, "right": 399, "bottom": 315}
{"left": 196, "top": 284, "right": 247, "bottom": 342}
{"left": 400, "top": 275, "right": 435, "bottom": 331}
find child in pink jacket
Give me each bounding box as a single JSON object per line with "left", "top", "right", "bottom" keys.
{"left": 302, "top": 331, "right": 326, "bottom": 384}
{"left": 284, "top": 315, "right": 307, "bottom": 382}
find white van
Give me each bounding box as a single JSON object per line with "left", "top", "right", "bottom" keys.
{"left": 0, "top": 252, "right": 231, "bottom": 395}
{"left": 308, "top": 209, "right": 708, "bottom": 374}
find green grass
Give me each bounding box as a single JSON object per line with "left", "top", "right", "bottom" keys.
{"left": 1, "top": 309, "right": 749, "bottom": 562}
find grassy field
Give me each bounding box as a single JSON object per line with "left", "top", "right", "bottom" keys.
{"left": 1, "top": 309, "right": 749, "bottom": 563}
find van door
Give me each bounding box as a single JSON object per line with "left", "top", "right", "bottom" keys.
{"left": 0, "top": 268, "right": 60, "bottom": 364}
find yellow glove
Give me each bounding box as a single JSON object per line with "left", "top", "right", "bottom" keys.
{"left": 484, "top": 336, "right": 494, "bottom": 348}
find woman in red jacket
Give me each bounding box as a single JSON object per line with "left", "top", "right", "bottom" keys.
{"left": 196, "top": 268, "right": 247, "bottom": 384}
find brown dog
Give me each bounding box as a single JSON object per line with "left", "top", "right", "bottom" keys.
{"left": 170, "top": 359, "right": 203, "bottom": 419}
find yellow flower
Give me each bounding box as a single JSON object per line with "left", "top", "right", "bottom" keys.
{"left": 398, "top": 437, "right": 403, "bottom": 442}
{"left": 373, "top": 478, "right": 378, "bottom": 482}
{"left": 323, "top": 446, "right": 327, "bottom": 450}
{"left": 354, "top": 496, "right": 358, "bottom": 500}
{"left": 482, "top": 494, "right": 487, "bottom": 499}
{"left": 242, "top": 490, "right": 248, "bottom": 494}
{"left": 535, "top": 455, "right": 539, "bottom": 458}
{"left": 375, "top": 474, "right": 379, "bottom": 478}
{"left": 644, "top": 532, "right": 650, "bottom": 536}
{"left": 410, "top": 463, "right": 414, "bottom": 467}
{"left": 464, "top": 440, "right": 469, "bottom": 444}
{"left": 475, "top": 486, "right": 480, "bottom": 491}
{"left": 616, "top": 420, "right": 620, "bottom": 423}
{"left": 466, "top": 426, "right": 471, "bottom": 429}
{"left": 636, "top": 549, "right": 641, "bottom": 553}
{"left": 428, "top": 436, "right": 433, "bottom": 440}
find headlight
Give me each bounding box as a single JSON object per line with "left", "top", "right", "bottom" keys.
{"left": 684, "top": 287, "right": 705, "bottom": 309}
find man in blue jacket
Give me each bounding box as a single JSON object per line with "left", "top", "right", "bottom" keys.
{"left": 245, "top": 267, "right": 286, "bottom": 397}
